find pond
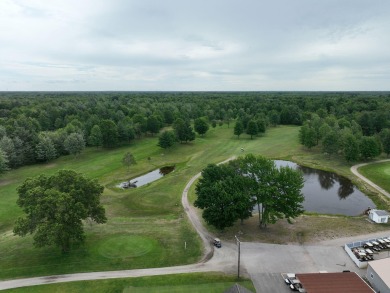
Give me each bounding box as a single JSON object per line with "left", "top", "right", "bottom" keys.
{"left": 275, "top": 160, "right": 375, "bottom": 216}
{"left": 118, "top": 166, "right": 175, "bottom": 188}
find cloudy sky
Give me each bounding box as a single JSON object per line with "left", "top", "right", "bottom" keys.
{"left": 0, "top": 0, "right": 389, "bottom": 91}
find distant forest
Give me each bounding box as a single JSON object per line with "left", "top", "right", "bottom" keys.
{"left": 1, "top": 91, "right": 390, "bottom": 171}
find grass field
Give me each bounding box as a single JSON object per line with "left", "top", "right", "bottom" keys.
{"left": 0, "top": 124, "right": 389, "bottom": 282}
{"left": 3, "top": 273, "right": 255, "bottom": 293}
{"left": 358, "top": 161, "right": 390, "bottom": 194}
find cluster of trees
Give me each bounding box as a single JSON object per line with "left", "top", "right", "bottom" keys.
{"left": 1, "top": 91, "right": 390, "bottom": 172}
{"left": 299, "top": 111, "right": 390, "bottom": 161}
{"left": 194, "top": 154, "right": 304, "bottom": 230}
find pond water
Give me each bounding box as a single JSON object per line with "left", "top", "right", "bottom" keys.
{"left": 118, "top": 166, "right": 175, "bottom": 188}
{"left": 275, "top": 160, "right": 375, "bottom": 216}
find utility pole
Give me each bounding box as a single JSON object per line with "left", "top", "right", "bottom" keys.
{"left": 235, "top": 235, "right": 241, "bottom": 279}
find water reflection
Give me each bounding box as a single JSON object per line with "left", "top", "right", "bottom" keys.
{"left": 118, "top": 165, "right": 175, "bottom": 188}
{"left": 274, "top": 160, "right": 375, "bottom": 216}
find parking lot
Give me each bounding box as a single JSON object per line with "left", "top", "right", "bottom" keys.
{"left": 239, "top": 242, "right": 365, "bottom": 292}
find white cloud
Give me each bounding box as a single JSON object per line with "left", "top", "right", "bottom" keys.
{"left": 0, "top": 0, "right": 389, "bottom": 90}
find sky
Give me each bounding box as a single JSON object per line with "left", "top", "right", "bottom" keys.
{"left": 0, "top": 0, "right": 389, "bottom": 91}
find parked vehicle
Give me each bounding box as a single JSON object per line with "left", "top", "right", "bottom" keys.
{"left": 213, "top": 238, "right": 221, "bottom": 248}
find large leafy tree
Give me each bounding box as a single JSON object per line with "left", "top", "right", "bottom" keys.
{"left": 299, "top": 124, "right": 317, "bottom": 149}
{"left": 173, "top": 118, "right": 195, "bottom": 143}
{"left": 88, "top": 125, "right": 103, "bottom": 147}
{"left": 158, "top": 130, "right": 176, "bottom": 149}
{"left": 194, "top": 118, "right": 209, "bottom": 136}
{"left": 232, "top": 154, "right": 304, "bottom": 228}
{"left": 380, "top": 128, "right": 390, "bottom": 157}
{"left": 194, "top": 164, "right": 253, "bottom": 230}
{"left": 14, "top": 170, "right": 107, "bottom": 253}
{"left": 64, "top": 133, "right": 85, "bottom": 156}
{"left": 246, "top": 120, "right": 258, "bottom": 139}
{"left": 147, "top": 115, "right": 161, "bottom": 136}
{"left": 234, "top": 120, "right": 244, "bottom": 139}
{"left": 100, "top": 119, "right": 119, "bottom": 148}
{"left": 342, "top": 133, "right": 360, "bottom": 162}
{"left": 360, "top": 136, "right": 381, "bottom": 160}
{"left": 35, "top": 135, "right": 57, "bottom": 162}
{"left": 0, "top": 149, "right": 8, "bottom": 173}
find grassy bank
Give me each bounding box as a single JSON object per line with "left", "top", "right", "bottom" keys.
{"left": 358, "top": 161, "right": 390, "bottom": 194}
{"left": 3, "top": 273, "right": 255, "bottom": 293}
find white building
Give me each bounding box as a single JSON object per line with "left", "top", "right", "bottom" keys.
{"left": 368, "top": 209, "right": 389, "bottom": 223}
{"left": 367, "top": 258, "right": 390, "bottom": 293}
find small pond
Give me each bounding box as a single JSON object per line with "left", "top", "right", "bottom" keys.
{"left": 275, "top": 160, "right": 375, "bottom": 216}
{"left": 118, "top": 166, "right": 175, "bottom": 188}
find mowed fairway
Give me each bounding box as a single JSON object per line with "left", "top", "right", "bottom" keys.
{"left": 358, "top": 161, "right": 390, "bottom": 194}
{"left": 0, "top": 125, "right": 303, "bottom": 279}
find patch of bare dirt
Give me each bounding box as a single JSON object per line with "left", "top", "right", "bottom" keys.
{"left": 215, "top": 214, "right": 390, "bottom": 245}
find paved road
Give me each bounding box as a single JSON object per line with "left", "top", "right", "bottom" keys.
{"left": 1, "top": 158, "right": 389, "bottom": 292}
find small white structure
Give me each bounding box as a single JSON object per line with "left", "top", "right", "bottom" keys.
{"left": 368, "top": 209, "right": 390, "bottom": 223}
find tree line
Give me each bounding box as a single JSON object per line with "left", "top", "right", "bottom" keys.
{"left": 1, "top": 91, "right": 390, "bottom": 172}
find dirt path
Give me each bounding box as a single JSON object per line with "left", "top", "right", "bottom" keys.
{"left": 350, "top": 159, "right": 390, "bottom": 199}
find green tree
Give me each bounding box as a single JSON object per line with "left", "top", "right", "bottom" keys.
{"left": 268, "top": 110, "right": 280, "bottom": 126}
{"left": 342, "top": 133, "right": 360, "bottom": 162}
{"left": 194, "top": 164, "right": 253, "bottom": 230}
{"left": 122, "top": 152, "right": 137, "bottom": 171}
{"left": 246, "top": 120, "right": 258, "bottom": 139}
{"left": 0, "top": 136, "right": 17, "bottom": 168}
{"left": 14, "top": 170, "right": 107, "bottom": 253}
{"left": 322, "top": 131, "right": 339, "bottom": 155}
{"left": 35, "top": 135, "right": 57, "bottom": 162}
{"left": 88, "top": 125, "right": 103, "bottom": 147}
{"left": 117, "top": 120, "right": 135, "bottom": 142}
{"left": 173, "top": 118, "right": 195, "bottom": 143}
{"left": 147, "top": 115, "right": 160, "bottom": 136}
{"left": 64, "top": 133, "right": 85, "bottom": 156}
{"left": 299, "top": 124, "right": 317, "bottom": 149}
{"left": 0, "top": 149, "right": 9, "bottom": 173}
{"left": 194, "top": 118, "right": 209, "bottom": 136}
{"left": 100, "top": 120, "right": 119, "bottom": 148}
{"left": 234, "top": 120, "right": 244, "bottom": 139}
{"left": 233, "top": 154, "right": 304, "bottom": 228}
{"left": 360, "top": 136, "right": 381, "bottom": 160}
{"left": 380, "top": 128, "right": 390, "bottom": 157}
{"left": 257, "top": 119, "right": 266, "bottom": 134}
{"left": 157, "top": 130, "right": 176, "bottom": 149}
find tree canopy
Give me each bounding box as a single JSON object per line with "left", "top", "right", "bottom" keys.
{"left": 195, "top": 154, "right": 304, "bottom": 230}
{"left": 194, "top": 164, "right": 253, "bottom": 230}
{"left": 14, "top": 170, "right": 107, "bottom": 253}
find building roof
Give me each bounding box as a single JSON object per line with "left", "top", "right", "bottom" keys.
{"left": 372, "top": 209, "right": 390, "bottom": 217}
{"left": 368, "top": 258, "right": 390, "bottom": 288}
{"left": 296, "top": 272, "right": 374, "bottom": 293}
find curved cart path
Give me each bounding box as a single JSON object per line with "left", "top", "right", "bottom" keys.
{"left": 350, "top": 159, "right": 390, "bottom": 199}
{"left": 0, "top": 157, "right": 237, "bottom": 291}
